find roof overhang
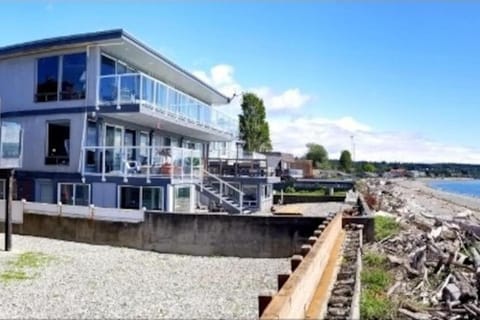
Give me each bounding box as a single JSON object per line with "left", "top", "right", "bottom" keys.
{"left": 0, "top": 29, "right": 230, "bottom": 106}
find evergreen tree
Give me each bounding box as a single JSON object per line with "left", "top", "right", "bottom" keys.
{"left": 339, "top": 150, "right": 353, "bottom": 172}
{"left": 239, "top": 92, "right": 272, "bottom": 152}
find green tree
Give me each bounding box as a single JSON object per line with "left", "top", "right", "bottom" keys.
{"left": 305, "top": 143, "right": 329, "bottom": 168}
{"left": 239, "top": 92, "right": 272, "bottom": 152}
{"left": 362, "top": 162, "right": 376, "bottom": 172}
{"left": 339, "top": 150, "right": 353, "bottom": 172}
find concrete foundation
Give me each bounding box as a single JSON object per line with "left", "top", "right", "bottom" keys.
{"left": 2, "top": 212, "right": 326, "bottom": 258}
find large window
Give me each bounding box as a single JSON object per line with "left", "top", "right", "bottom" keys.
{"left": 119, "top": 186, "right": 163, "bottom": 210}
{"left": 36, "top": 53, "right": 86, "bottom": 102}
{"left": 36, "top": 56, "right": 59, "bottom": 102}
{"left": 61, "top": 53, "right": 86, "bottom": 100}
{"left": 46, "top": 121, "right": 70, "bottom": 165}
{"left": 58, "top": 183, "right": 90, "bottom": 206}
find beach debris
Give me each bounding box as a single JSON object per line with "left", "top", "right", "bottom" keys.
{"left": 362, "top": 178, "right": 480, "bottom": 319}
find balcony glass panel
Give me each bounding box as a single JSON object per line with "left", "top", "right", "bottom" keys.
{"left": 82, "top": 145, "right": 201, "bottom": 184}
{"left": 119, "top": 74, "right": 140, "bottom": 102}
{"left": 99, "top": 77, "right": 117, "bottom": 103}
{"left": 98, "top": 72, "right": 238, "bottom": 137}
{"left": 142, "top": 77, "right": 155, "bottom": 105}
{"left": 155, "top": 82, "right": 167, "bottom": 108}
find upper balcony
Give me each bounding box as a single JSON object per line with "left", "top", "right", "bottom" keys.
{"left": 97, "top": 72, "right": 238, "bottom": 141}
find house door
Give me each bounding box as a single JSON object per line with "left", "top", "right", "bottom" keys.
{"left": 124, "top": 129, "right": 136, "bottom": 161}
{"left": 105, "top": 125, "right": 123, "bottom": 172}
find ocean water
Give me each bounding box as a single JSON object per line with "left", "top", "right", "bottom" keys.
{"left": 428, "top": 180, "right": 480, "bottom": 198}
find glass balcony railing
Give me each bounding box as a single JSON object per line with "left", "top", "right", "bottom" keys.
{"left": 81, "top": 145, "right": 202, "bottom": 184}
{"left": 98, "top": 73, "right": 238, "bottom": 138}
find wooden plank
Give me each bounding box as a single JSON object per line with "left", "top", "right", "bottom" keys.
{"left": 260, "top": 213, "right": 343, "bottom": 319}
{"left": 305, "top": 229, "right": 345, "bottom": 319}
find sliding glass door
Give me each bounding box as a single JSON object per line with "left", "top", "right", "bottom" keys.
{"left": 105, "top": 125, "right": 123, "bottom": 172}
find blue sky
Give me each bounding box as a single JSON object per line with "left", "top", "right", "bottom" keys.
{"left": 1, "top": 1, "right": 480, "bottom": 163}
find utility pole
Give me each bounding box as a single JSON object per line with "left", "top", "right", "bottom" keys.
{"left": 350, "top": 135, "right": 356, "bottom": 162}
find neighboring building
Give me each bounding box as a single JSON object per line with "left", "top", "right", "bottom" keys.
{"left": 262, "top": 151, "right": 295, "bottom": 177}
{"left": 291, "top": 159, "right": 314, "bottom": 178}
{"left": 0, "top": 29, "right": 269, "bottom": 214}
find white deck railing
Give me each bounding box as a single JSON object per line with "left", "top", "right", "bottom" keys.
{"left": 0, "top": 200, "right": 145, "bottom": 223}
{"left": 81, "top": 145, "right": 202, "bottom": 184}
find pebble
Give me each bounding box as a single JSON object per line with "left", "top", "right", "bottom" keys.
{"left": 0, "top": 234, "right": 289, "bottom": 319}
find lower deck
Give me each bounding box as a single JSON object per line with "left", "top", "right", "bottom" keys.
{"left": 12, "top": 171, "right": 274, "bottom": 214}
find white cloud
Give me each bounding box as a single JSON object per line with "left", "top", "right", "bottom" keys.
{"left": 192, "top": 64, "right": 310, "bottom": 115}
{"left": 270, "top": 116, "right": 480, "bottom": 164}
{"left": 251, "top": 87, "right": 311, "bottom": 111}
{"left": 193, "top": 64, "right": 480, "bottom": 164}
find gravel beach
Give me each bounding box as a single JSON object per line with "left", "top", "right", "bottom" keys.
{"left": 371, "top": 178, "right": 480, "bottom": 220}
{"left": 0, "top": 234, "right": 289, "bottom": 319}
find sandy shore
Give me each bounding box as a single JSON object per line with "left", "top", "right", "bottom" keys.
{"left": 368, "top": 178, "right": 480, "bottom": 221}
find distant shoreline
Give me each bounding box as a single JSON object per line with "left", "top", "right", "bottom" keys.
{"left": 398, "top": 178, "right": 480, "bottom": 213}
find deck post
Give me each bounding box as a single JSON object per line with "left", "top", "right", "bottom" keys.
{"left": 3, "top": 169, "right": 13, "bottom": 251}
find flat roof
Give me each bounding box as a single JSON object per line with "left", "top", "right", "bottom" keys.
{"left": 0, "top": 29, "right": 230, "bottom": 104}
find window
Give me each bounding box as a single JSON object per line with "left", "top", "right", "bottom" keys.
{"left": 101, "top": 54, "right": 136, "bottom": 76}
{"left": 101, "top": 55, "right": 116, "bottom": 75}
{"left": 119, "top": 186, "right": 163, "bottom": 210}
{"left": 263, "top": 184, "right": 272, "bottom": 199}
{"left": 139, "top": 132, "right": 149, "bottom": 164}
{"left": 36, "top": 56, "right": 59, "bottom": 102}
{"left": 1, "top": 122, "right": 22, "bottom": 159}
{"left": 243, "top": 184, "right": 258, "bottom": 206}
{"left": 36, "top": 53, "right": 86, "bottom": 102}
{"left": 0, "top": 179, "right": 5, "bottom": 200}
{"left": 120, "top": 186, "right": 140, "bottom": 209}
{"left": 174, "top": 185, "right": 191, "bottom": 212}
{"left": 58, "top": 183, "right": 90, "bottom": 206}
{"left": 85, "top": 121, "right": 98, "bottom": 166}
{"left": 37, "top": 179, "right": 54, "bottom": 203}
{"left": 46, "top": 121, "right": 70, "bottom": 165}
{"left": 142, "top": 187, "right": 163, "bottom": 211}
{"left": 61, "top": 53, "right": 86, "bottom": 100}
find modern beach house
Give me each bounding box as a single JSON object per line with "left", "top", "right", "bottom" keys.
{"left": 0, "top": 29, "right": 274, "bottom": 214}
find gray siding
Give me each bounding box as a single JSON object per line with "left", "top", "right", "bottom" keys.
{"left": 11, "top": 113, "right": 86, "bottom": 173}
{"left": 0, "top": 46, "right": 99, "bottom": 112}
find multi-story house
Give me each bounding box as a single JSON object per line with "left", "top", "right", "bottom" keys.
{"left": 0, "top": 29, "right": 274, "bottom": 214}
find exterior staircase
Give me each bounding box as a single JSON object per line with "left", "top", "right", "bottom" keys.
{"left": 196, "top": 169, "right": 250, "bottom": 214}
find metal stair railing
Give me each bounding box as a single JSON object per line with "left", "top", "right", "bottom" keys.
{"left": 199, "top": 169, "right": 244, "bottom": 213}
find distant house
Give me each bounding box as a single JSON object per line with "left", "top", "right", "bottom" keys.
{"left": 383, "top": 168, "right": 408, "bottom": 178}
{"left": 291, "top": 159, "right": 314, "bottom": 178}
{"left": 262, "top": 151, "right": 295, "bottom": 177}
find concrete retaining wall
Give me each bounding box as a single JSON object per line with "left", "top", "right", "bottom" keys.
{"left": 3, "top": 212, "right": 325, "bottom": 258}
{"left": 273, "top": 195, "right": 345, "bottom": 205}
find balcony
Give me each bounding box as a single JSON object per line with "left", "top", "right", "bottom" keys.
{"left": 81, "top": 145, "right": 202, "bottom": 184}
{"left": 97, "top": 73, "right": 238, "bottom": 140}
